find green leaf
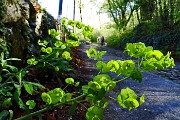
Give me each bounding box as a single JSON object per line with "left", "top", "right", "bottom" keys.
{"left": 145, "top": 50, "right": 163, "bottom": 60}
{"left": 140, "top": 94, "right": 145, "bottom": 105}
{"left": 38, "top": 40, "right": 45, "bottom": 46}
{"left": 124, "top": 42, "right": 147, "bottom": 58}
{"left": 46, "top": 47, "right": 53, "bottom": 54}
{"left": 55, "top": 52, "right": 60, "bottom": 58}
{"left": 48, "top": 29, "right": 60, "bottom": 37}
{"left": 68, "top": 20, "right": 75, "bottom": 26}
{"left": 47, "top": 88, "right": 65, "bottom": 104}
{"left": 82, "top": 85, "right": 89, "bottom": 94}
{"left": 117, "top": 87, "right": 140, "bottom": 110}
{"left": 75, "top": 21, "right": 83, "bottom": 29}
{"left": 97, "top": 99, "right": 109, "bottom": 108}
{"left": 121, "top": 88, "right": 137, "bottom": 99}
{"left": 55, "top": 41, "right": 63, "bottom": 47}
{"left": 69, "top": 102, "right": 77, "bottom": 116}
{"left": 88, "top": 81, "right": 101, "bottom": 91}
{"left": 27, "top": 58, "right": 38, "bottom": 65}
{"left": 55, "top": 66, "right": 59, "bottom": 71}
{"left": 43, "top": 40, "right": 48, "bottom": 46}
{"left": 23, "top": 81, "right": 34, "bottom": 95}
{"left": 105, "top": 81, "right": 116, "bottom": 91}
{"left": 41, "top": 92, "right": 52, "bottom": 104}
{"left": 5, "top": 65, "right": 18, "bottom": 72}
{"left": 116, "top": 60, "right": 123, "bottom": 74}
{"left": 86, "top": 48, "right": 97, "bottom": 58}
{"left": 14, "top": 88, "right": 26, "bottom": 109}
{"left": 74, "top": 82, "right": 80, "bottom": 87}
{"left": 96, "top": 61, "right": 105, "bottom": 70}
{"left": 93, "top": 74, "right": 111, "bottom": 82}
{"left": 0, "top": 110, "right": 9, "bottom": 120}
{"left": 26, "top": 100, "right": 36, "bottom": 109}
{"left": 0, "top": 76, "right": 2, "bottom": 82}
{"left": 131, "top": 69, "right": 142, "bottom": 83}
{"left": 61, "top": 44, "right": 66, "bottom": 49}
{"left": 61, "top": 93, "right": 72, "bottom": 103}
{"left": 124, "top": 98, "right": 139, "bottom": 110}
{"left": 62, "top": 51, "right": 72, "bottom": 61}
{"left": 61, "top": 18, "right": 67, "bottom": 25}
{"left": 86, "top": 106, "right": 103, "bottom": 120}
{"left": 29, "top": 82, "right": 45, "bottom": 89}
{"left": 8, "top": 110, "right": 13, "bottom": 120}
{"left": 2, "top": 98, "right": 12, "bottom": 107}
{"left": 86, "top": 94, "right": 96, "bottom": 104}
{"left": 96, "top": 61, "right": 110, "bottom": 72}
{"left": 41, "top": 47, "right": 46, "bottom": 52}
{"left": 96, "top": 89, "right": 106, "bottom": 100}
{"left": 107, "top": 60, "right": 120, "bottom": 72}
{"left": 65, "top": 78, "right": 74, "bottom": 85}
{"left": 121, "top": 60, "right": 135, "bottom": 77}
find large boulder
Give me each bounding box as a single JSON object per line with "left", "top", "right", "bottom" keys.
{"left": 0, "top": 0, "right": 56, "bottom": 66}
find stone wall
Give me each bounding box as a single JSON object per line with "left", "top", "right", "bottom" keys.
{"left": 0, "top": 0, "right": 56, "bottom": 66}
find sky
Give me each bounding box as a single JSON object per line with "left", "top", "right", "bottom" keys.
{"left": 38, "top": 0, "right": 110, "bottom": 29}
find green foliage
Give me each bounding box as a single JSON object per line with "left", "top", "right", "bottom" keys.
{"left": 68, "top": 20, "right": 76, "bottom": 27}
{"left": 48, "top": 29, "right": 60, "bottom": 38}
{"left": 75, "top": 21, "right": 83, "bottom": 29}
{"left": 13, "top": 41, "right": 175, "bottom": 120}
{"left": 61, "top": 18, "right": 93, "bottom": 40}
{"left": 27, "top": 29, "right": 80, "bottom": 75}
{"left": 117, "top": 87, "right": 144, "bottom": 110}
{"left": 1, "top": 10, "right": 176, "bottom": 119}
{"left": 61, "top": 18, "right": 67, "bottom": 25}
{"left": 41, "top": 88, "right": 71, "bottom": 104}
{"left": 86, "top": 106, "right": 103, "bottom": 120}
{"left": 27, "top": 58, "right": 38, "bottom": 65}
{"left": 125, "top": 42, "right": 150, "bottom": 58}
{"left": 106, "top": 29, "right": 135, "bottom": 48}
{"left": 65, "top": 78, "right": 74, "bottom": 85}
{"left": 83, "top": 42, "right": 174, "bottom": 119}
{"left": 125, "top": 42, "right": 175, "bottom": 71}
{"left": 26, "top": 100, "right": 36, "bottom": 109}
{"left": 0, "top": 0, "right": 6, "bottom": 21}
{"left": 0, "top": 110, "right": 13, "bottom": 120}
{"left": 86, "top": 48, "right": 106, "bottom": 60}
{"left": 0, "top": 48, "right": 45, "bottom": 111}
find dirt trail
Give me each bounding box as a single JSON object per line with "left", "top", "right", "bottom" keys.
{"left": 78, "top": 43, "right": 180, "bottom": 120}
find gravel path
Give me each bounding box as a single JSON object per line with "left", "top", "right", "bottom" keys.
{"left": 78, "top": 43, "right": 180, "bottom": 120}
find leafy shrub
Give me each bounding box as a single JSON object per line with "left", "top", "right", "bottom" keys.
{"left": 14, "top": 42, "right": 174, "bottom": 120}
{"left": 107, "top": 29, "right": 135, "bottom": 48}
{"left": 106, "top": 31, "right": 121, "bottom": 47}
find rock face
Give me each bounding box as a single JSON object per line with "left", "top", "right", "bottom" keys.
{"left": 0, "top": 0, "right": 56, "bottom": 66}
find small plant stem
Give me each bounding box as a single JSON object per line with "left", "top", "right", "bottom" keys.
{"left": 0, "top": 76, "right": 13, "bottom": 87}
{"left": 137, "top": 57, "right": 140, "bottom": 70}
{"left": 38, "top": 53, "right": 54, "bottom": 63}
{"left": 116, "top": 76, "right": 130, "bottom": 83}
{"left": 72, "top": 92, "right": 81, "bottom": 94}
{"left": 138, "top": 57, "right": 143, "bottom": 70}
{"left": 63, "top": 84, "right": 69, "bottom": 90}
{"left": 98, "top": 59, "right": 103, "bottom": 75}
{"left": 112, "top": 74, "right": 121, "bottom": 81}
{"left": 77, "top": 101, "right": 88, "bottom": 109}
{"left": 15, "top": 94, "right": 86, "bottom": 120}
{"left": 108, "top": 96, "right": 117, "bottom": 101}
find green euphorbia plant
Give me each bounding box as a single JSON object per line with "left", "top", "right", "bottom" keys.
{"left": 15, "top": 41, "right": 174, "bottom": 120}
{"left": 61, "top": 18, "right": 93, "bottom": 39}
{"left": 27, "top": 29, "right": 80, "bottom": 73}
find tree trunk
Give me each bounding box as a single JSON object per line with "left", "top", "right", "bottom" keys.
{"left": 79, "top": 0, "right": 82, "bottom": 22}
{"left": 136, "top": 9, "right": 141, "bottom": 24}
{"left": 73, "top": 0, "right": 76, "bottom": 21}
